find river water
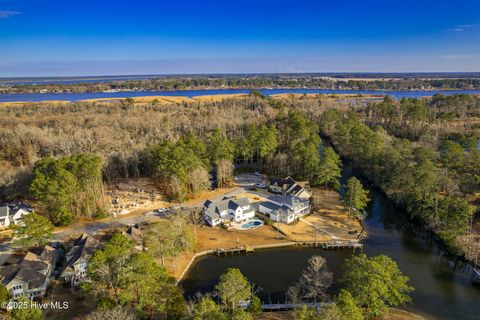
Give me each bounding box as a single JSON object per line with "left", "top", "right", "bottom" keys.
{"left": 180, "top": 166, "right": 480, "bottom": 320}
{"left": 1, "top": 88, "right": 480, "bottom": 102}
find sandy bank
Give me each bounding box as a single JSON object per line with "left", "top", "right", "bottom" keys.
{"left": 0, "top": 92, "right": 383, "bottom": 106}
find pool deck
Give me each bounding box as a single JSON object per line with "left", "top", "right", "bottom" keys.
{"left": 231, "top": 219, "right": 265, "bottom": 230}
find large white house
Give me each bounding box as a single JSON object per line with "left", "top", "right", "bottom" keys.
{"left": 203, "top": 197, "right": 255, "bottom": 226}
{"left": 259, "top": 194, "right": 310, "bottom": 224}
{"left": 0, "top": 204, "right": 32, "bottom": 228}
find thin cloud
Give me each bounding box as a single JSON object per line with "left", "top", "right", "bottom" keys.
{"left": 449, "top": 23, "right": 480, "bottom": 32}
{"left": 0, "top": 10, "right": 19, "bottom": 19}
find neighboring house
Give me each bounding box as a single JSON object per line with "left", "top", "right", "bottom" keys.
{"left": 0, "top": 203, "right": 33, "bottom": 228}
{"left": 259, "top": 194, "right": 311, "bottom": 224}
{"left": 266, "top": 176, "right": 311, "bottom": 199}
{"left": 60, "top": 234, "right": 100, "bottom": 286}
{"left": 0, "top": 246, "right": 57, "bottom": 299}
{"left": 204, "top": 197, "right": 255, "bottom": 226}
{"left": 0, "top": 207, "right": 11, "bottom": 227}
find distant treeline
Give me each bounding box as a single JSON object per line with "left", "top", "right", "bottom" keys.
{"left": 2, "top": 75, "right": 480, "bottom": 93}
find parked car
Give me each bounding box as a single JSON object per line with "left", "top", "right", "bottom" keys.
{"left": 157, "top": 207, "right": 169, "bottom": 213}
{"left": 254, "top": 183, "right": 266, "bottom": 188}
{"left": 253, "top": 172, "right": 262, "bottom": 176}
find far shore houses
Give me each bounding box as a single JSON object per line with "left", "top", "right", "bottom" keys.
{"left": 203, "top": 197, "right": 255, "bottom": 226}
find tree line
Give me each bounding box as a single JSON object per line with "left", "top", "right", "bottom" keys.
{"left": 364, "top": 94, "right": 480, "bottom": 140}
{"left": 3, "top": 76, "right": 480, "bottom": 94}
{"left": 319, "top": 108, "right": 476, "bottom": 254}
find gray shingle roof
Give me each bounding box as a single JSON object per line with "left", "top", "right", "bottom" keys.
{"left": 268, "top": 195, "right": 287, "bottom": 205}
{"left": 0, "top": 250, "right": 52, "bottom": 290}
{"left": 260, "top": 201, "right": 282, "bottom": 211}
{"left": 63, "top": 234, "right": 100, "bottom": 272}
{"left": 204, "top": 197, "right": 251, "bottom": 220}
{"left": 267, "top": 194, "right": 309, "bottom": 211}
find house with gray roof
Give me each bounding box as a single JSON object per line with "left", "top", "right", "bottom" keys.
{"left": 203, "top": 197, "right": 255, "bottom": 226}
{"left": 266, "top": 176, "right": 311, "bottom": 199}
{"left": 60, "top": 233, "right": 100, "bottom": 286}
{"left": 259, "top": 194, "right": 311, "bottom": 224}
{"left": 0, "top": 246, "right": 58, "bottom": 299}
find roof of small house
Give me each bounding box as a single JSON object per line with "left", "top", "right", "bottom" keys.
{"left": 267, "top": 177, "right": 294, "bottom": 188}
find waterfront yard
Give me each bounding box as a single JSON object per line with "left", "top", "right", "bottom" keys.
{"left": 165, "top": 223, "right": 288, "bottom": 278}
{"left": 276, "top": 188, "right": 362, "bottom": 242}
{"left": 164, "top": 186, "right": 363, "bottom": 279}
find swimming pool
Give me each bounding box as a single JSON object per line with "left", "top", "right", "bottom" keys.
{"left": 239, "top": 219, "right": 264, "bottom": 230}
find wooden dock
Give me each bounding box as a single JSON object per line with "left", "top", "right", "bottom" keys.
{"left": 318, "top": 240, "right": 363, "bottom": 250}
{"left": 215, "top": 246, "right": 254, "bottom": 255}
{"left": 261, "top": 302, "right": 331, "bottom": 310}
{"left": 214, "top": 241, "right": 362, "bottom": 255}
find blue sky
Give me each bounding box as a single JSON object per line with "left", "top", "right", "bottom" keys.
{"left": 1, "top": 0, "right": 480, "bottom": 76}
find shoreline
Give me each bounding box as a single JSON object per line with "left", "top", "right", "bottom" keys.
{"left": 0, "top": 92, "right": 382, "bottom": 106}
{"left": 175, "top": 239, "right": 363, "bottom": 284}
{"left": 0, "top": 88, "right": 479, "bottom": 104}
{"left": 2, "top": 86, "right": 480, "bottom": 96}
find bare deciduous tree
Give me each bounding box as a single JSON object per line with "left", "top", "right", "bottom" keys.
{"left": 215, "top": 159, "right": 234, "bottom": 188}
{"left": 287, "top": 255, "right": 332, "bottom": 304}
{"left": 82, "top": 305, "right": 137, "bottom": 320}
